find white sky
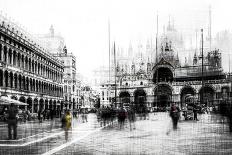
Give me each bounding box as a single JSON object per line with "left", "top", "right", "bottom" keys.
{"left": 0, "top": 0, "right": 232, "bottom": 78}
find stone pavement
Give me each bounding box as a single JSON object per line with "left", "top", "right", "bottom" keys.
{"left": 0, "top": 114, "right": 102, "bottom": 155}
{"left": 0, "top": 113, "right": 232, "bottom": 155}
{"left": 54, "top": 113, "right": 232, "bottom": 155}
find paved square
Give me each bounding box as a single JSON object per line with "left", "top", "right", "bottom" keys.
{"left": 0, "top": 113, "right": 232, "bottom": 155}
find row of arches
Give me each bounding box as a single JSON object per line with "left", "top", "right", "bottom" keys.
{"left": 180, "top": 85, "right": 229, "bottom": 107}
{"left": 0, "top": 69, "right": 63, "bottom": 97}
{"left": 118, "top": 84, "right": 230, "bottom": 108}
{"left": 8, "top": 95, "right": 77, "bottom": 113}
{"left": 0, "top": 43, "right": 63, "bottom": 83}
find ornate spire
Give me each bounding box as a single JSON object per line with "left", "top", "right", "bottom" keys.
{"left": 193, "top": 51, "right": 198, "bottom": 65}
{"left": 63, "top": 45, "right": 67, "bottom": 54}
{"left": 176, "top": 52, "right": 179, "bottom": 61}
{"left": 49, "top": 25, "right": 54, "bottom": 37}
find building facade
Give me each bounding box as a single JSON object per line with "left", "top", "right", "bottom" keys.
{"left": 0, "top": 15, "right": 64, "bottom": 113}
{"left": 100, "top": 33, "right": 231, "bottom": 110}
{"left": 39, "top": 26, "right": 80, "bottom": 110}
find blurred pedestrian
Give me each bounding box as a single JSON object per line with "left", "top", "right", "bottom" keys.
{"left": 127, "top": 106, "right": 136, "bottom": 130}
{"left": 64, "top": 111, "right": 72, "bottom": 141}
{"left": 7, "top": 103, "right": 19, "bottom": 140}
{"left": 81, "top": 109, "right": 88, "bottom": 123}
{"left": 193, "top": 104, "right": 199, "bottom": 121}
{"left": 170, "top": 103, "right": 180, "bottom": 130}
{"left": 117, "top": 107, "right": 127, "bottom": 129}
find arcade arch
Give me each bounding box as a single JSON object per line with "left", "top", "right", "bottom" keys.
{"left": 154, "top": 84, "right": 172, "bottom": 107}
{"left": 134, "top": 89, "right": 147, "bottom": 112}
{"left": 119, "top": 91, "right": 130, "bottom": 104}
{"left": 153, "top": 67, "right": 173, "bottom": 83}
{"left": 199, "top": 86, "right": 215, "bottom": 106}
{"left": 180, "top": 86, "right": 196, "bottom": 107}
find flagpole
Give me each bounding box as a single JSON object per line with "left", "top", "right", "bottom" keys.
{"left": 108, "top": 20, "right": 111, "bottom": 83}
{"left": 155, "top": 12, "right": 159, "bottom": 108}
{"left": 114, "top": 42, "right": 117, "bottom": 108}
{"left": 201, "top": 29, "right": 204, "bottom": 106}
{"left": 155, "top": 13, "right": 158, "bottom": 63}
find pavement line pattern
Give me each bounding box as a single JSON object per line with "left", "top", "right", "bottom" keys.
{"left": 0, "top": 128, "right": 61, "bottom": 142}
{"left": 0, "top": 120, "right": 59, "bottom": 127}
{"left": 42, "top": 126, "right": 104, "bottom": 155}
{"left": 0, "top": 131, "right": 64, "bottom": 147}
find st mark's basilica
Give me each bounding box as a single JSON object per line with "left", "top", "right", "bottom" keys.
{"left": 100, "top": 24, "right": 231, "bottom": 110}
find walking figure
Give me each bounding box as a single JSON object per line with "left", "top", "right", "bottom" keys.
{"left": 7, "top": 103, "right": 19, "bottom": 140}
{"left": 193, "top": 104, "right": 199, "bottom": 121}
{"left": 81, "top": 109, "right": 88, "bottom": 123}
{"left": 64, "top": 111, "right": 72, "bottom": 141}
{"left": 127, "top": 106, "right": 136, "bottom": 130}
{"left": 170, "top": 103, "right": 180, "bottom": 130}
{"left": 117, "top": 107, "right": 127, "bottom": 129}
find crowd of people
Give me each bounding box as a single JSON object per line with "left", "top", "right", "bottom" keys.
{"left": 3, "top": 100, "right": 229, "bottom": 140}
{"left": 38, "top": 108, "right": 60, "bottom": 122}
{"left": 96, "top": 105, "right": 148, "bottom": 130}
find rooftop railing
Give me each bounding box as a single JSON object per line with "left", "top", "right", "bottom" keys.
{"left": 0, "top": 11, "right": 63, "bottom": 66}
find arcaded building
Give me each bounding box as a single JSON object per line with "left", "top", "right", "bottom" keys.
{"left": 0, "top": 16, "right": 64, "bottom": 113}
{"left": 100, "top": 37, "right": 230, "bottom": 109}
{"left": 113, "top": 40, "right": 230, "bottom": 109}
{"left": 39, "top": 26, "right": 81, "bottom": 110}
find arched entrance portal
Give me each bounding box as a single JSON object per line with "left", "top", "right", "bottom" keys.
{"left": 221, "top": 86, "right": 229, "bottom": 99}
{"left": 45, "top": 100, "right": 48, "bottom": 110}
{"left": 154, "top": 84, "right": 172, "bottom": 108}
{"left": 27, "top": 97, "right": 33, "bottom": 112}
{"left": 19, "top": 96, "right": 26, "bottom": 103}
{"left": 19, "top": 96, "right": 26, "bottom": 110}
{"left": 34, "top": 98, "right": 38, "bottom": 113}
{"left": 53, "top": 100, "right": 57, "bottom": 111}
{"left": 39, "top": 99, "right": 44, "bottom": 111}
{"left": 199, "top": 86, "right": 214, "bottom": 106}
{"left": 11, "top": 96, "right": 18, "bottom": 100}
{"left": 180, "top": 86, "right": 195, "bottom": 108}
{"left": 153, "top": 67, "right": 173, "bottom": 83}
{"left": 49, "top": 100, "right": 53, "bottom": 110}
{"left": 134, "top": 89, "right": 146, "bottom": 113}
{"left": 119, "top": 91, "right": 130, "bottom": 106}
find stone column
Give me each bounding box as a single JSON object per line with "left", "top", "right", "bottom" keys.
{"left": 17, "top": 76, "right": 20, "bottom": 90}
{"left": 12, "top": 74, "right": 15, "bottom": 89}
{"left": 0, "top": 44, "right": 3, "bottom": 61}
{"left": 213, "top": 93, "right": 216, "bottom": 107}
{"left": 5, "top": 47, "right": 8, "bottom": 64}
{"left": 11, "top": 52, "right": 13, "bottom": 65}
{"left": 38, "top": 100, "right": 40, "bottom": 113}
{"left": 31, "top": 100, "right": 34, "bottom": 113}
{"left": 18, "top": 55, "right": 20, "bottom": 68}
{"left": 28, "top": 80, "right": 31, "bottom": 91}
{"left": 2, "top": 69, "right": 5, "bottom": 87}
{"left": 14, "top": 53, "right": 17, "bottom": 66}
{"left": 8, "top": 74, "right": 10, "bottom": 88}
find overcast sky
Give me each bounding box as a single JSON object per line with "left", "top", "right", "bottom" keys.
{"left": 0, "top": 0, "right": 232, "bottom": 77}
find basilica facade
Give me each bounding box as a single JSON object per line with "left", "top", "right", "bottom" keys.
{"left": 100, "top": 39, "right": 231, "bottom": 110}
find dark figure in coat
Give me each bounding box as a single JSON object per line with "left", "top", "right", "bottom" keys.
{"left": 7, "top": 103, "right": 19, "bottom": 140}
{"left": 170, "top": 103, "right": 180, "bottom": 130}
